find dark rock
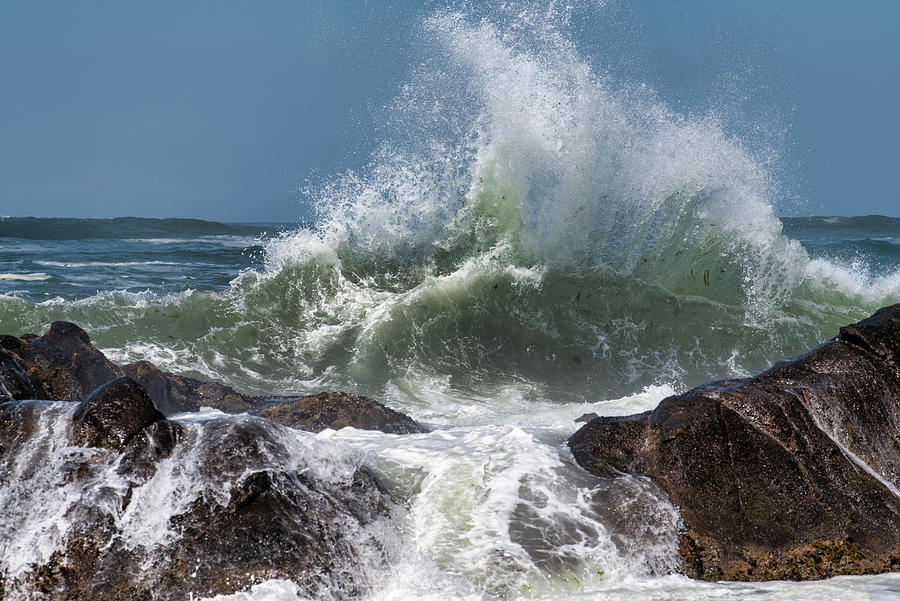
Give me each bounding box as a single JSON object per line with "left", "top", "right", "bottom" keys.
{"left": 122, "top": 360, "right": 253, "bottom": 415}
{"left": 569, "top": 304, "right": 900, "bottom": 581}
{"left": 0, "top": 323, "right": 417, "bottom": 599}
{"left": 0, "top": 324, "right": 253, "bottom": 415}
{"left": 1, "top": 322, "right": 422, "bottom": 435}
{"left": 116, "top": 419, "right": 186, "bottom": 489}
{"left": 159, "top": 466, "right": 392, "bottom": 599}
{"left": 0, "top": 347, "right": 42, "bottom": 402}
{"left": 42, "top": 320, "right": 92, "bottom": 347}
{"left": 1, "top": 321, "right": 120, "bottom": 402}
{"left": 72, "top": 377, "right": 165, "bottom": 450}
{"left": 0, "top": 399, "right": 57, "bottom": 461}
{"left": 253, "top": 391, "right": 429, "bottom": 434}
{"left": 2, "top": 403, "right": 397, "bottom": 600}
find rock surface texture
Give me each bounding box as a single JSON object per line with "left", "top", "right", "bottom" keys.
{"left": 0, "top": 396, "right": 396, "bottom": 600}
{"left": 71, "top": 377, "right": 166, "bottom": 450}
{"left": 569, "top": 304, "right": 900, "bottom": 581}
{"left": 0, "top": 321, "right": 421, "bottom": 599}
{"left": 253, "top": 391, "right": 427, "bottom": 434}
{"left": 0, "top": 321, "right": 426, "bottom": 433}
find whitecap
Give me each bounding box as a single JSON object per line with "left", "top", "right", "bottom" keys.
{"left": 0, "top": 272, "right": 51, "bottom": 282}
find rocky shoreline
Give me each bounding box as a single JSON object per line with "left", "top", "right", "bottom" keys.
{"left": 569, "top": 304, "right": 900, "bottom": 581}
{"left": 1, "top": 321, "right": 427, "bottom": 434}
{"left": 0, "top": 322, "right": 422, "bottom": 600}
{"left": 4, "top": 309, "right": 900, "bottom": 598}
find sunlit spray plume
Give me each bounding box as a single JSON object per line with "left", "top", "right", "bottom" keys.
{"left": 4, "top": 0, "right": 900, "bottom": 409}
{"left": 4, "top": 3, "right": 900, "bottom": 599}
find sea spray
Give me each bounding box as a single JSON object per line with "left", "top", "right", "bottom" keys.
{"left": 3, "top": 2, "right": 900, "bottom": 599}
{"left": 321, "top": 422, "right": 683, "bottom": 598}
{"left": 0, "top": 404, "right": 398, "bottom": 599}
{"left": 4, "top": 5, "right": 900, "bottom": 407}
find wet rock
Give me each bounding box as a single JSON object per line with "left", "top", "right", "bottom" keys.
{"left": 0, "top": 346, "right": 42, "bottom": 402}
{"left": 0, "top": 399, "right": 56, "bottom": 460}
{"left": 0, "top": 321, "right": 119, "bottom": 402}
{"left": 0, "top": 323, "right": 252, "bottom": 415}
{"left": 253, "top": 391, "right": 429, "bottom": 434}
{"left": 122, "top": 360, "right": 254, "bottom": 415}
{"left": 1, "top": 401, "right": 397, "bottom": 600}
{"left": 71, "top": 377, "right": 165, "bottom": 450}
{"left": 116, "top": 419, "right": 187, "bottom": 499}
{"left": 0, "top": 324, "right": 414, "bottom": 599}
{"left": 18, "top": 467, "right": 394, "bottom": 600}
{"left": 569, "top": 304, "right": 900, "bottom": 581}
{"left": 1, "top": 323, "right": 422, "bottom": 435}
{"left": 158, "top": 465, "right": 393, "bottom": 599}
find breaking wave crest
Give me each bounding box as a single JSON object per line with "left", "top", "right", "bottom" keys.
{"left": 3, "top": 2, "right": 899, "bottom": 416}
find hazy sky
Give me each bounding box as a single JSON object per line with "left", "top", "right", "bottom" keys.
{"left": 1, "top": 1, "right": 898, "bottom": 222}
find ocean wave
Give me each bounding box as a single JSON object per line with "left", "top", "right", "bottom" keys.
{"left": 130, "top": 236, "right": 265, "bottom": 247}
{"left": 0, "top": 272, "right": 52, "bottom": 282}
{"left": 2, "top": 2, "right": 899, "bottom": 418}
{"left": 35, "top": 260, "right": 184, "bottom": 268}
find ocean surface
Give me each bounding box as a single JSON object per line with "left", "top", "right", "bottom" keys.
{"left": 4, "top": 3, "right": 900, "bottom": 600}
{"left": 5, "top": 227, "right": 900, "bottom": 601}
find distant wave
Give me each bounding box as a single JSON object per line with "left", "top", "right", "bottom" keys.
{"left": 2, "top": 4, "right": 899, "bottom": 409}
{"left": 0, "top": 273, "right": 52, "bottom": 282}
{"left": 783, "top": 215, "right": 900, "bottom": 239}
{"left": 34, "top": 260, "right": 182, "bottom": 268}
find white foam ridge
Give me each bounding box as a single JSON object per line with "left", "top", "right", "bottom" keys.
{"left": 0, "top": 272, "right": 51, "bottom": 282}
{"left": 35, "top": 260, "right": 185, "bottom": 268}
{"left": 322, "top": 421, "right": 683, "bottom": 599}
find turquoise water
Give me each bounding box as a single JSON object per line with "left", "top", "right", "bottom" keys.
{"left": 2, "top": 216, "right": 899, "bottom": 601}
{"left": 3, "top": 1, "right": 900, "bottom": 598}
{"left": 2, "top": 211, "right": 899, "bottom": 406}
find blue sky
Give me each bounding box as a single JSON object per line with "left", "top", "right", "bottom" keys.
{"left": 1, "top": 1, "right": 897, "bottom": 222}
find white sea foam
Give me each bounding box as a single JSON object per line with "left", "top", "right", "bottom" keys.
{"left": 803, "top": 257, "right": 900, "bottom": 302}
{"left": 35, "top": 260, "right": 184, "bottom": 268}
{"left": 322, "top": 420, "right": 682, "bottom": 599}
{"left": 0, "top": 404, "right": 95, "bottom": 577}
{"left": 195, "top": 579, "right": 309, "bottom": 601}
{"left": 131, "top": 235, "right": 260, "bottom": 247}
{"left": 3, "top": 3, "right": 900, "bottom": 600}
{"left": 0, "top": 272, "right": 51, "bottom": 282}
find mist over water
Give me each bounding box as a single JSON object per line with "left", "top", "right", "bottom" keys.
{"left": 6, "top": 1, "right": 894, "bottom": 406}
{"left": 3, "top": 2, "right": 900, "bottom": 599}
